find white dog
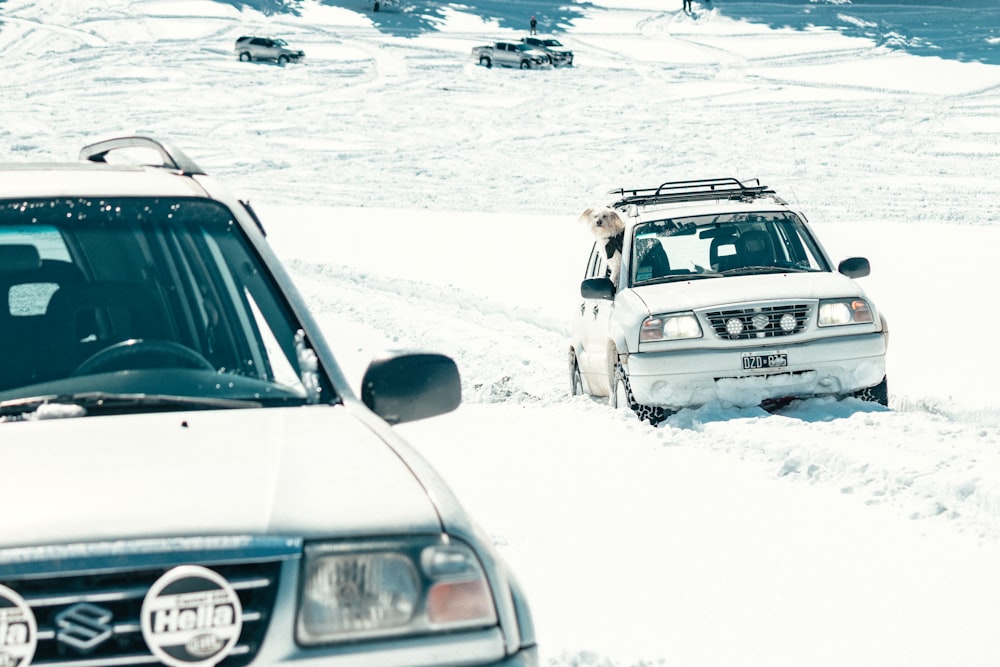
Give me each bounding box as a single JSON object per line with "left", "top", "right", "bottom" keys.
{"left": 579, "top": 206, "right": 626, "bottom": 284}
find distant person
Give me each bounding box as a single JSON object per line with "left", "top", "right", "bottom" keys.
{"left": 683, "top": 0, "right": 692, "bottom": 12}
{"left": 530, "top": 16, "right": 537, "bottom": 34}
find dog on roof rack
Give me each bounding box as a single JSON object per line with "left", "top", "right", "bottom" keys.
{"left": 579, "top": 206, "right": 626, "bottom": 285}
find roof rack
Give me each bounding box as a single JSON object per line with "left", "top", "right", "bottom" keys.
{"left": 609, "top": 177, "right": 780, "bottom": 208}
{"left": 80, "top": 136, "right": 205, "bottom": 175}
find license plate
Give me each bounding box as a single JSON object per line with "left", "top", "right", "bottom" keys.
{"left": 742, "top": 352, "right": 788, "bottom": 371}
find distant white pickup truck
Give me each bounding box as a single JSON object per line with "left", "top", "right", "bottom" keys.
{"left": 472, "top": 41, "right": 551, "bottom": 69}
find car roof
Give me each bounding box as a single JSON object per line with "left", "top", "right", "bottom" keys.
{"left": 623, "top": 196, "right": 793, "bottom": 223}
{"left": 0, "top": 163, "right": 212, "bottom": 199}
{"left": 609, "top": 177, "right": 796, "bottom": 225}
{"left": 0, "top": 136, "right": 217, "bottom": 200}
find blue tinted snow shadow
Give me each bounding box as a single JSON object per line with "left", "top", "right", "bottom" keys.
{"left": 702, "top": 0, "right": 999, "bottom": 65}
{"left": 216, "top": 0, "right": 305, "bottom": 14}
{"left": 216, "top": 0, "right": 591, "bottom": 37}
{"left": 320, "top": 0, "right": 591, "bottom": 38}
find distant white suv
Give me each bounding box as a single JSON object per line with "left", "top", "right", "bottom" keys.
{"left": 234, "top": 35, "right": 305, "bottom": 64}
{"left": 569, "top": 177, "right": 889, "bottom": 424}
{"left": 0, "top": 137, "right": 536, "bottom": 667}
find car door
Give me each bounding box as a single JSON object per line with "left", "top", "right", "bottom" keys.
{"left": 497, "top": 43, "right": 517, "bottom": 67}
{"left": 575, "top": 243, "right": 614, "bottom": 396}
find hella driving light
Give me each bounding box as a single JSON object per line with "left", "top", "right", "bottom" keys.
{"left": 818, "top": 298, "right": 873, "bottom": 327}
{"left": 640, "top": 313, "right": 702, "bottom": 342}
{"left": 297, "top": 540, "right": 497, "bottom": 645}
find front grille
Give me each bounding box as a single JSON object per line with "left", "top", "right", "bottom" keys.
{"left": 0, "top": 537, "right": 300, "bottom": 667}
{"left": 706, "top": 303, "right": 812, "bottom": 340}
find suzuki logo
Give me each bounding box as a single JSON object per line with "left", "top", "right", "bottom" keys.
{"left": 56, "top": 603, "right": 114, "bottom": 652}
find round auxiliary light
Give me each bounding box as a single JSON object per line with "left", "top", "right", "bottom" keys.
{"left": 726, "top": 318, "right": 744, "bottom": 337}
{"left": 780, "top": 313, "right": 797, "bottom": 332}
{"left": 751, "top": 314, "right": 770, "bottom": 330}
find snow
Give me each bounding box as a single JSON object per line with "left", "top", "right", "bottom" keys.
{"left": 3, "top": 0, "right": 1000, "bottom": 664}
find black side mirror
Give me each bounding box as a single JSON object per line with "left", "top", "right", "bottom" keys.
{"left": 581, "top": 277, "right": 615, "bottom": 300}
{"left": 838, "top": 257, "right": 871, "bottom": 278}
{"left": 361, "top": 352, "right": 461, "bottom": 425}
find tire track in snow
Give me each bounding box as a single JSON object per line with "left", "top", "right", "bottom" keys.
{"left": 286, "top": 259, "right": 572, "bottom": 405}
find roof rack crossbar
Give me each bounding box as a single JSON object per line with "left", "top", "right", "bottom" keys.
{"left": 79, "top": 136, "right": 206, "bottom": 175}
{"left": 608, "top": 177, "right": 778, "bottom": 208}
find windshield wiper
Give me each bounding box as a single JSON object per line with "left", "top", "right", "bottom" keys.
{"left": 0, "top": 392, "right": 263, "bottom": 421}
{"left": 637, "top": 273, "right": 720, "bottom": 286}
{"left": 720, "top": 266, "right": 802, "bottom": 276}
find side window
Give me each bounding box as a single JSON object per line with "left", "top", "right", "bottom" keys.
{"left": 585, "top": 243, "right": 607, "bottom": 280}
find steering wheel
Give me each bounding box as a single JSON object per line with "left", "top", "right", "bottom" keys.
{"left": 71, "top": 339, "right": 216, "bottom": 377}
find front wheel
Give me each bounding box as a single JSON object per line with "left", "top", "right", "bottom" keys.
{"left": 610, "top": 360, "right": 669, "bottom": 425}
{"left": 854, "top": 376, "right": 889, "bottom": 406}
{"left": 480, "top": 56, "right": 492, "bottom": 68}
{"left": 277, "top": 55, "right": 289, "bottom": 65}
{"left": 238, "top": 52, "right": 251, "bottom": 62}
{"left": 520, "top": 60, "right": 531, "bottom": 69}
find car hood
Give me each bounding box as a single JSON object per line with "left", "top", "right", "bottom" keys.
{"left": 1, "top": 406, "right": 442, "bottom": 548}
{"left": 629, "top": 271, "right": 870, "bottom": 314}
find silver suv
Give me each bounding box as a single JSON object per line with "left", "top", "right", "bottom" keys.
{"left": 0, "top": 136, "right": 537, "bottom": 667}
{"left": 472, "top": 41, "right": 551, "bottom": 69}
{"left": 234, "top": 35, "right": 305, "bottom": 64}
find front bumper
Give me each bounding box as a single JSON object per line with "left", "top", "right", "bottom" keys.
{"left": 626, "top": 332, "right": 887, "bottom": 409}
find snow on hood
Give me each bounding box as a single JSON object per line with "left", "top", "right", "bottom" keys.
{"left": 629, "top": 271, "right": 873, "bottom": 315}
{"left": 1, "top": 405, "right": 442, "bottom": 548}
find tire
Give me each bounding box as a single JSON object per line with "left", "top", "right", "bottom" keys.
{"left": 239, "top": 52, "right": 251, "bottom": 62}
{"left": 609, "top": 360, "right": 635, "bottom": 409}
{"left": 610, "top": 360, "right": 669, "bottom": 425}
{"left": 277, "top": 55, "right": 289, "bottom": 65}
{"left": 480, "top": 56, "right": 492, "bottom": 68}
{"left": 569, "top": 352, "right": 583, "bottom": 396}
{"left": 520, "top": 60, "right": 531, "bottom": 70}
{"left": 854, "top": 376, "right": 889, "bottom": 406}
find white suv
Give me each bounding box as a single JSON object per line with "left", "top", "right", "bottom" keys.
{"left": 0, "top": 137, "right": 536, "bottom": 667}
{"left": 569, "top": 177, "right": 889, "bottom": 424}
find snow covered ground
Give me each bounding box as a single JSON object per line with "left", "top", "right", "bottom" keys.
{"left": 3, "top": 0, "right": 1000, "bottom": 664}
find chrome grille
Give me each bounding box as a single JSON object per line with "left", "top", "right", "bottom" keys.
{"left": 706, "top": 303, "right": 812, "bottom": 340}
{"left": 0, "top": 537, "right": 299, "bottom": 667}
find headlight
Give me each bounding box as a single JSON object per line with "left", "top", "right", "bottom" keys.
{"left": 297, "top": 538, "right": 497, "bottom": 645}
{"left": 640, "top": 313, "right": 702, "bottom": 341}
{"left": 818, "top": 298, "right": 874, "bottom": 327}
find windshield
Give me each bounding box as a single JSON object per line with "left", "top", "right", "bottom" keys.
{"left": 630, "top": 211, "right": 829, "bottom": 285}
{"left": 0, "top": 197, "right": 331, "bottom": 411}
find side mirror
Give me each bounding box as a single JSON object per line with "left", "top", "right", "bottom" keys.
{"left": 581, "top": 277, "right": 615, "bottom": 300}
{"left": 361, "top": 352, "right": 461, "bottom": 425}
{"left": 838, "top": 257, "right": 871, "bottom": 278}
